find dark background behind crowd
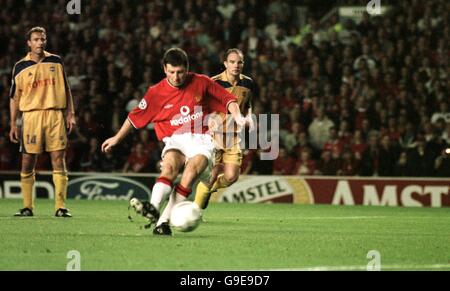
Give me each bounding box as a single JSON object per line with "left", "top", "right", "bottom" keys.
{"left": 0, "top": 0, "right": 449, "bottom": 177}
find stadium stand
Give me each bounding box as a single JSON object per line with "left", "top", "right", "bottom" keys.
{"left": 0, "top": 0, "right": 448, "bottom": 177}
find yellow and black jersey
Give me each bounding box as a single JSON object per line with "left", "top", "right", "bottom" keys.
{"left": 9, "top": 51, "right": 73, "bottom": 112}
{"left": 211, "top": 71, "right": 255, "bottom": 134}
{"left": 212, "top": 71, "right": 254, "bottom": 114}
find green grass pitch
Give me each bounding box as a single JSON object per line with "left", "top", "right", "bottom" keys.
{"left": 0, "top": 199, "right": 449, "bottom": 270}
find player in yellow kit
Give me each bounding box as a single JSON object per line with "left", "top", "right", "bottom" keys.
{"left": 9, "top": 27, "right": 76, "bottom": 217}
{"left": 194, "top": 48, "right": 255, "bottom": 209}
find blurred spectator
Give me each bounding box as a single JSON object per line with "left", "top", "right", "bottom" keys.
{"left": 316, "top": 150, "right": 338, "bottom": 176}
{"left": 442, "top": 122, "right": 450, "bottom": 145}
{"left": 431, "top": 101, "right": 450, "bottom": 124}
{"left": 272, "top": 147, "right": 295, "bottom": 175}
{"left": 0, "top": 136, "right": 14, "bottom": 170}
{"left": 240, "top": 149, "right": 255, "bottom": 175}
{"left": 360, "top": 132, "right": 380, "bottom": 176}
{"left": 349, "top": 129, "right": 367, "bottom": 161}
{"left": 378, "top": 135, "right": 400, "bottom": 176}
{"left": 434, "top": 148, "right": 450, "bottom": 177}
{"left": 323, "top": 126, "right": 345, "bottom": 157}
{"left": 80, "top": 138, "right": 102, "bottom": 172}
{"left": 280, "top": 122, "right": 302, "bottom": 152}
{"left": 407, "top": 135, "right": 435, "bottom": 177}
{"left": 251, "top": 148, "right": 273, "bottom": 175}
{"left": 308, "top": 107, "right": 335, "bottom": 151}
{"left": 394, "top": 151, "right": 410, "bottom": 177}
{"left": 0, "top": 0, "right": 447, "bottom": 178}
{"left": 122, "top": 142, "right": 151, "bottom": 173}
{"left": 292, "top": 131, "right": 315, "bottom": 159}
{"left": 99, "top": 151, "right": 123, "bottom": 173}
{"left": 398, "top": 122, "right": 417, "bottom": 149}
{"left": 293, "top": 147, "right": 317, "bottom": 175}
{"left": 217, "top": 0, "right": 236, "bottom": 20}
{"left": 337, "top": 148, "right": 360, "bottom": 176}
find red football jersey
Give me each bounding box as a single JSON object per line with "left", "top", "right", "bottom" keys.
{"left": 128, "top": 73, "right": 237, "bottom": 140}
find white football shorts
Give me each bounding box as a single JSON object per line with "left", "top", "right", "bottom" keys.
{"left": 161, "top": 133, "right": 215, "bottom": 182}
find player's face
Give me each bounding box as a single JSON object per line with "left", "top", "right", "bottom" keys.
{"left": 27, "top": 32, "right": 46, "bottom": 55}
{"left": 164, "top": 64, "right": 187, "bottom": 87}
{"left": 224, "top": 52, "right": 244, "bottom": 77}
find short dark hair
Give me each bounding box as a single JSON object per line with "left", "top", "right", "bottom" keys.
{"left": 26, "top": 27, "right": 46, "bottom": 40}
{"left": 163, "top": 48, "right": 189, "bottom": 68}
{"left": 224, "top": 48, "right": 244, "bottom": 62}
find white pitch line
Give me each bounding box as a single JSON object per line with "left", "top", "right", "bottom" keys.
{"left": 265, "top": 264, "right": 450, "bottom": 271}
{"left": 293, "top": 216, "right": 387, "bottom": 220}
{"left": 222, "top": 215, "right": 450, "bottom": 220}
{"left": 221, "top": 216, "right": 388, "bottom": 220}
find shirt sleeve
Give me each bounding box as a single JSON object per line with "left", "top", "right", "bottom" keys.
{"left": 127, "top": 87, "right": 158, "bottom": 129}
{"left": 9, "top": 65, "right": 17, "bottom": 100}
{"left": 205, "top": 76, "right": 237, "bottom": 113}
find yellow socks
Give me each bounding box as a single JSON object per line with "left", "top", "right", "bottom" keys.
{"left": 53, "top": 171, "right": 68, "bottom": 210}
{"left": 210, "top": 174, "right": 233, "bottom": 192}
{"left": 195, "top": 174, "right": 235, "bottom": 209}
{"left": 194, "top": 181, "right": 212, "bottom": 209}
{"left": 20, "top": 172, "right": 35, "bottom": 210}
{"left": 20, "top": 171, "right": 68, "bottom": 211}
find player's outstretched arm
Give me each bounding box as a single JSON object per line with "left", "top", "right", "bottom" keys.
{"left": 101, "top": 118, "right": 133, "bottom": 153}
{"left": 245, "top": 107, "right": 255, "bottom": 132}
{"left": 227, "top": 101, "right": 246, "bottom": 128}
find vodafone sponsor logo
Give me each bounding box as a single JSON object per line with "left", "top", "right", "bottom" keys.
{"left": 170, "top": 106, "right": 203, "bottom": 126}
{"left": 180, "top": 106, "right": 190, "bottom": 115}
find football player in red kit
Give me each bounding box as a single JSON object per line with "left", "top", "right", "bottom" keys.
{"left": 102, "top": 48, "right": 247, "bottom": 235}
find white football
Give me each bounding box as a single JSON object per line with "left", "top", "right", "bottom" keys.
{"left": 130, "top": 198, "right": 143, "bottom": 213}
{"left": 170, "top": 201, "right": 202, "bottom": 232}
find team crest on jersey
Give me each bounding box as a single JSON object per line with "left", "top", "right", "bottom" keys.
{"left": 138, "top": 99, "right": 147, "bottom": 109}
{"left": 195, "top": 95, "right": 202, "bottom": 102}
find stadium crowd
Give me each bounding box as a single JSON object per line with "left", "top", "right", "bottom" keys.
{"left": 0, "top": 0, "right": 449, "bottom": 177}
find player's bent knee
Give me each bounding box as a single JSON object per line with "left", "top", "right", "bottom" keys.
{"left": 224, "top": 173, "right": 239, "bottom": 185}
